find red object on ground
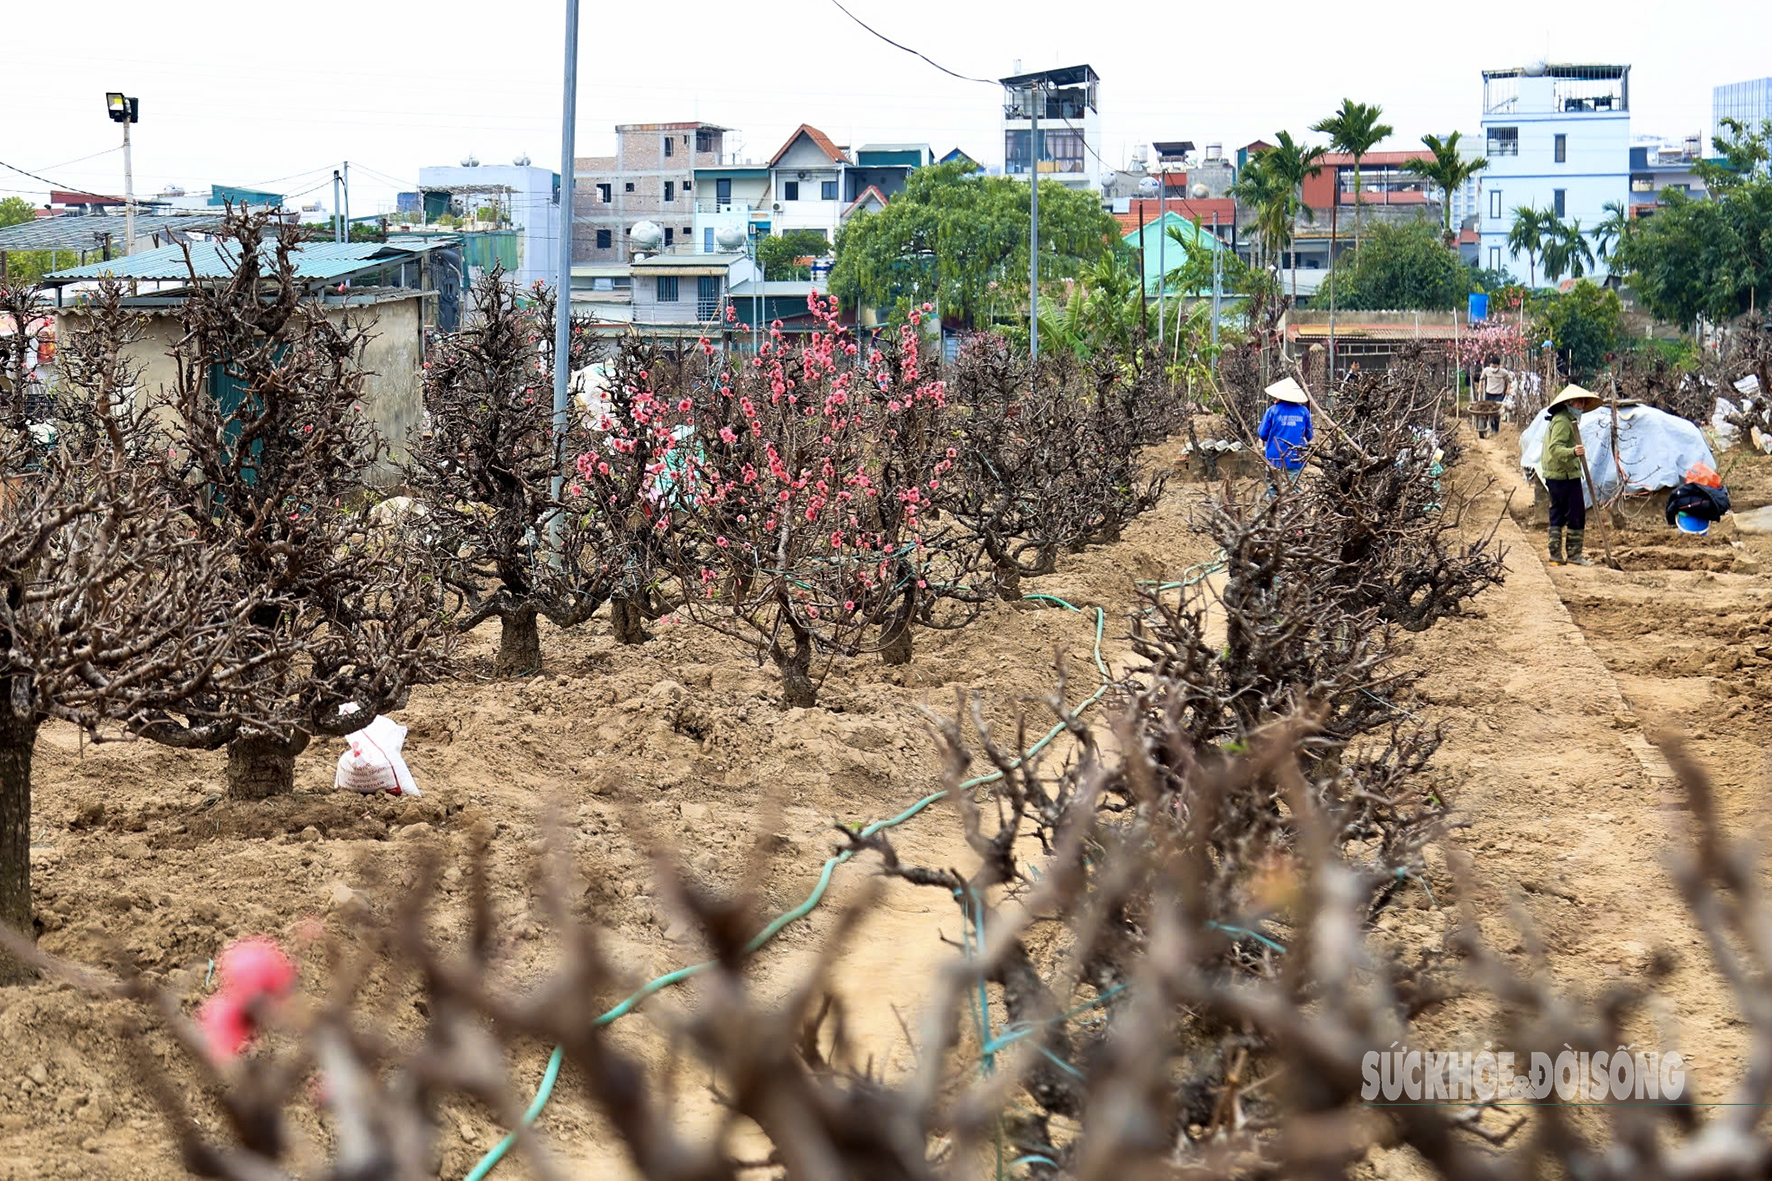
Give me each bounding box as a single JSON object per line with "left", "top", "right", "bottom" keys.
{"left": 197, "top": 993, "right": 254, "bottom": 1062}
{"left": 1686, "top": 462, "right": 1722, "bottom": 488}
{"left": 216, "top": 937, "right": 297, "bottom": 1000}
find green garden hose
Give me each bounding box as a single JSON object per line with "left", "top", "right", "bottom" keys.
{"left": 462, "top": 586, "right": 1166, "bottom": 1179}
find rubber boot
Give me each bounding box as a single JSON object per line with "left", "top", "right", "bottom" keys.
{"left": 1547, "top": 525, "right": 1565, "bottom": 565}
{"left": 1565, "top": 528, "right": 1594, "bottom": 567}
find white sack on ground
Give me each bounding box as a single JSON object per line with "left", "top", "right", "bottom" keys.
{"left": 1520, "top": 405, "right": 1716, "bottom": 509}
{"left": 334, "top": 709, "right": 421, "bottom": 797}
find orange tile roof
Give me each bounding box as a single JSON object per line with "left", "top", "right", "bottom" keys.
{"left": 769, "top": 124, "right": 848, "bottom": 167}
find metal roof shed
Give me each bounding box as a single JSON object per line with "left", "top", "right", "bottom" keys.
{"left": 44, "top": 238, "right": 454, "bottom": 288}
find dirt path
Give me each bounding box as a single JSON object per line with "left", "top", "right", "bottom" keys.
{"left": 1359, "top": 435, "right": 1750, "bottom": 1176}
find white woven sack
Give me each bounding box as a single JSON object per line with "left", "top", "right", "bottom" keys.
{"left": 333, "top": 714, "right": 421, "bottom": 797}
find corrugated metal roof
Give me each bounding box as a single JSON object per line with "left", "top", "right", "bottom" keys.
{"left": 44, "top": 238, "right": 451, "bottom": 285}
{"left": 0, "top": 214, "right": 224, "bottom": 252}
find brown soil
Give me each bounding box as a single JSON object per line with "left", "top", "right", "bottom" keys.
{"left": 3, "top": 430, "right": 1765, "bottom": 1180}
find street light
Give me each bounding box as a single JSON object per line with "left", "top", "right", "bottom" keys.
{"left": 105, "top": 93, "right": 140, "bottom": 256}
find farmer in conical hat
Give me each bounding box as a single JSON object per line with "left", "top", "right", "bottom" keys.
{"left": 1258, "top": 377, "right": 1313, "bottom": 489}
{"left": 1541, "top": 383, "right": 1603, "bottom": 566}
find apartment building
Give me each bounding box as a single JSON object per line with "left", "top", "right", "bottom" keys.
{"left": 999, "top": 63, "right": 1101, "bottom": 192}
{"left": 574, "top": 122, "right": 729, "bottom": 263}
{"left": 1477, "top": 62, "right": 1630, "bottom": 281}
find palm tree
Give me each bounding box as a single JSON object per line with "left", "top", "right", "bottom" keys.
{"left": 1541, "top": 218, "right": 1595, "bottom": 284}
{"left": 1261, "top": 131, "right": 1327, "bottom": 304}
{"left": 1592, "top": 200, "right": 1630, "bottom": 264}
{"left": 1228, "top": 152, "right": 1290, "bottom": 275}
{"left": 1311, "top": 99, "right": 1394, "bottom": 250}
{"left": 1403, "top": 131, "right": 1489, "bottom": 242}
{"left": 1507, "top": 206, "right": 1552, "bottom": 287}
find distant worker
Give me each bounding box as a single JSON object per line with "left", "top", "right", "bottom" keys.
{"left": 1477, "top": 355, "right": 1511, "bottom": 439}
{"left": 1541, "top": 383, "right": 1603, "bottom": 566}
{"left": 1259, "top": 377, "right": 1314, "bottom": 487}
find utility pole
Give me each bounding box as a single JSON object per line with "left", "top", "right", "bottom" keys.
{"left": 1157, "top": 168, "right": 1167, "bottom": 347}
{"left": 121, "top": 119, "right": 135, "bottom": 256}
{"left": 342, "top": 161, "right": 351, "bottom": 241}
{"left": 105, "top": 94, "right": 140, "bottom": 256}
{"left": 550, "top": 0, "right": 580, "bottom": 554}
{"left": 332, "top": 171, "right": 342, "bottom": 242}
{"left": 1210, "top": 209, "right": 1222, "bottom": 349}
{"left": 1028, "top": 80, "right": 1039, "bottom": 365}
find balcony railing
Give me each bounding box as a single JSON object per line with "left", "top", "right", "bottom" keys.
{"left": 694, "top": 200, "right": 752, "bottom": 215}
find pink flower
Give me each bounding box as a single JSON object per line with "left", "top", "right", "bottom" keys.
{"left": 716, "top": 536, "right": 730, "bottom": 547}
{"left": 217, "top": 938, "right": 297, "bottom": 1000}
{"left": 197, "top": 994, "right": 254, "bottom": 1062}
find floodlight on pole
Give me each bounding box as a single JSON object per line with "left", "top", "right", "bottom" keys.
{"left": 105, "top": 93, "right": 140, "bottom": 256}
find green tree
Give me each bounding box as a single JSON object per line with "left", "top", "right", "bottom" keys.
{"left": 1533, "top": 280, "right": 1623, "bottom": 379}
{"left": 1252, "top": 131, "right": 1327, "bottom": 304}
{"left": 1311, "top": 99, "right": 1393, "bottom": 250}
{"left": 1541, "top": 218, "right": 1594, "bottom": 284}
{"left": 1227, "top": 151, "right": 1290, "bottom": 275}
{"left": 1316, "top": 220, "right": 1476, "bottom": 311}
{"left": 1403, "top": 132, "right": 1489, "bottom": 240}
{"left": 1592, "top": 200, "right": 1631, "bottom": 264}
{"left": 1037, "top": 253, "right": 1148, "bottom": 358}
{"left": 1612, "top": 119, "right": 1772, "bottom": 326}
{"left": 1507, "top": 206, "right": 1553, "bottom": 287}
{"left": 0, "top": 197, "right": 66, "bottom": 285}
{"left": 755, "top": 229, "right": 832, "bottom": 282}
{"left": 830, "top": 161, "right": 1118, "bottom": 331}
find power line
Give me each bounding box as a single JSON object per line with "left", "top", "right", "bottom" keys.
{"left": 822, "top": 0, "right": 998, "bottom": 87}
{"left": 33, "top": 145, "right": 123, "bottom": 173}
{"left": 0, "top": 156, "right": 124, "bottom": 202}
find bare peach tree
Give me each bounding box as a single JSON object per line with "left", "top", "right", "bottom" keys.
{"left": 408, "top": 268, "right": 612, "bottom": 673}
{"left": 0, "top": 413, "right": 295, "bottom": 983}
{"left": 97, "top": 213, "right": 450, "bottom": 799}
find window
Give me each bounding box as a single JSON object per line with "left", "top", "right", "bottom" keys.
{"left": 596, "top": 228, "right": 612, "bottom": 249}
{"left": 696, "top": 130, "right": 716, "bottom": 153}
{"left": 683, "top": 226, "right": 691, "bottom": 238}
{"left": 663, "top": 181, "right": 674, "bottom": 202}
{"left": 1043, "top": 129, "right": 1084, "bottom": 173}
{"left": 1631, "top": 174, "right": 1655, "bottom": 192}
{"left": 1553, "top": 189, "right": 1566, "bottom": 217}
{"left": 656, "top": 275, "right": 679, "bottom": 301}
{"left": 716, "top": 178, "right": 731, "bottom": 203}
{"left": 1554, "top": 134, "right": 1567, "bottom": 163}
{"left": 597, "top": 182, "right": 611, "bottom": 203}
{"left": 821, "top": 180, "right": 838, "bottom": 200}
{"left": 704, "top": 228, "right": 714, "bottom": 252}
{"left": 664, "top": 227, "right": 674, "bottom": 246}
{"left": 697, "top": 275, "right": 720, "bottom": 320}
{"left": 1005, "top": 130, "right": 1031, "bottom": 174}
{"left": 1486, "top": 127, "right": 1519, "bottom": 157}
{"left": 1490, "top": 189, "right": 1502, "bottom": 218}
{"left": 664, "top": 136, "right": 674, "bottom": 158}
{"left": 683, "top": 179, "right": 691, "bottom": 191}
{"left": 625, "top": 182, "right": 635, "bottom": 193}
{"left": 784, "top": 180, "right": 799, "bottom": 201}
{"left": 1488, "top": 246, "right": 1501, "bottom": 270}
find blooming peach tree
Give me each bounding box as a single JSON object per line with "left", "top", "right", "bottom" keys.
{"left": 588, "top": 296, "right": 983, "bottom": 706}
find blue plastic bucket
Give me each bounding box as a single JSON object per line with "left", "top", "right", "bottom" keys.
{"left": 1675, "top": 513, "right": 1709, "bottom": 535}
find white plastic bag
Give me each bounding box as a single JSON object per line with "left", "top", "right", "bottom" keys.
{"left": 333, "top": 710, "right": 420, "bottom": 797}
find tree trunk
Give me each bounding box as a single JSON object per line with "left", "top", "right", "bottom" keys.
{"left": 496, "top": 608, "right": 542, "bottom": 676}
{"left": 994, "top": 557, "right": 1022, "bottom": 602}
{"left": 0, "top": 708, "right": 40, "bottom": 986}
{"left": 879, "top": 585, "right": 916, "bottom": 666}
{"left": 610, "top": 596, "right": 648, "bottom": 646}
{"left": 772, "top": 625, "right": 818, "bottom": 709}
{"left": 1352, "top": 161, "right": 1362, "bottom": 249}
{"left": 226, "top": 731, "right": 311, "bottom": 802}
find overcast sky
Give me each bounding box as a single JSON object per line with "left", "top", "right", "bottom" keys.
{"left": 6, "top": 0, "right": 1766, "bottom": 217}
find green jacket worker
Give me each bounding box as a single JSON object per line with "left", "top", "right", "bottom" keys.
{"left": 1541, "top": 384, "right": 1603, "bottom": 566}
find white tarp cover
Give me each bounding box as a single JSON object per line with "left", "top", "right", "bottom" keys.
{"left": 1520, "top": 404, "right": 1716, "bottom": 509}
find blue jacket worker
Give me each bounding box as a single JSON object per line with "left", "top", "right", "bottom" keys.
{"left": 1258, "top": 377, "right": 1314, "bottom": 478}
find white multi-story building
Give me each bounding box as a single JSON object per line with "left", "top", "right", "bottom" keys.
{"left": 1477, "top": 62, "right": 1630, "bottom": 282}
{"left": 1000, "top": 64, "right": 1101, "bottom": 192}
{"left": 1713, "top": 77, "right": 1772, "bottom": 147}
{"left": 416, "top": 162, "right": 561, "bottom": 289}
